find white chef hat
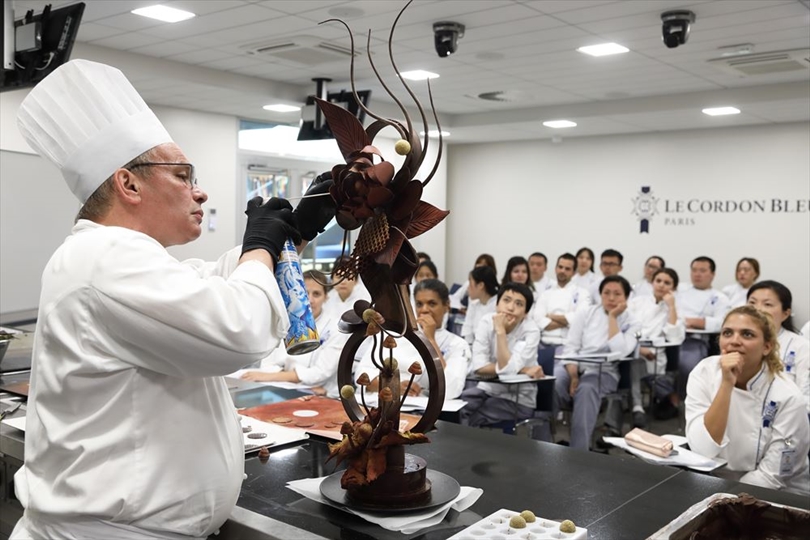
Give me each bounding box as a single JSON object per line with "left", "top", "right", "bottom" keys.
{"left": 16, "top": 59, "right": 173, "bottom": 203}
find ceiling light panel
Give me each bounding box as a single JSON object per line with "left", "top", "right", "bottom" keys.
{"left": 577, "top": 43, "right": 630, "bottom": 57}
{"left": 132, "top": 5, "right": 196, "bottom": 23}
{"left": 702, "top": 107, "right": 741, "bottom": 116}
{"left": 543, "top": 120, "right": 577, "bottom": 128}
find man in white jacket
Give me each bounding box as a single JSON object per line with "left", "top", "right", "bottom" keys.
{"left": 11, "top": 60, "right": 334, "bottom": 540}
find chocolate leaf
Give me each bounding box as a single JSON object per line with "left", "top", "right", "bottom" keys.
{"left": 359, "top": 145, "right": 383, "bottom": 158}
{"left": 390, "top": 180, "right": 423, "bottom": 221}
{"left": 390, "top": 239, "right": 419, "bottom": 284}
{"left": 366, "top": 447, "right": 388, "bottom": 483}
{"left": 366, "top": 161, "right": 395, "bottom": 186}
{"left": 405, "top": 201, "right": 450, "bottom": 239}
{"left": 314, "top": 97, "right": 370, "bottom": 161}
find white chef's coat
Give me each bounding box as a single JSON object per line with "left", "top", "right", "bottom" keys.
{"left": 676, "top": 286, "right": 731, "bottom": 333}
{"left": 471, "top": 314, "right": 541, "bottom": 409}
{"left": 686, "top": 357, "right": 810, "bottom": 494}
{"left": 722, "top": 282, "right": 750, "bottom": 308}
{"left": 356, "top": 327, "right": 471, "bottom": 400}
{"left": 560, "top": 305, "right": 640, "bottom": 382}
{"left": 628, "top": 295, "right": 685, "bottom": 375}
{"left": 532, "top": 281, "right": 592, "bottom": 345}
{"left": 15, "top": 221, "right": 288, "bottom": 539}
{"left": 571, "top": 270, "right": 600, "bottom": 290}
{"left": 632, "top": 279, "right": 653, "bottom": 298}
{"left": 801, "top": 321, "right": 810, "bottom": 339}
{"left": 778, "top": 329, "right": 810, "bottom": 415}
{"left": 532, "top": 276, "right": 556, "bottom": 300}
{"left": 257, "top": 310, "right": 347, "bottom": 398}
{"left": 323, "top": 281, "right": 370, "bottom": 321}
{"left": 449, "top": 280, "right": 469, "bottom": 310}
{"left": 461, "top": 295, "right": 496, "bottom": 347}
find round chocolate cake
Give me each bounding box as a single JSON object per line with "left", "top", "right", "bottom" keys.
{"left": 346, "top": 450, "right": 432, "bottom": 508}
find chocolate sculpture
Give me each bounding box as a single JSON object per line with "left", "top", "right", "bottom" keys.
{"left": 318, "top": 0, "right": 452, "bottom": 508}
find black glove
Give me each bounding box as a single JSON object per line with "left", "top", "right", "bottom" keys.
{"left": 293, "top": 172, "right": 337, "bottom": 241}
{"left": 241, "top": 196, "right": 302, "bottom": 261}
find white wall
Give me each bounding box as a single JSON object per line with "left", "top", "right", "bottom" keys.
{"left": 446, "top": 123, "right": 810, "bottom": 324}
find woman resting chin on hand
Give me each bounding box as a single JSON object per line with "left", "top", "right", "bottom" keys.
{"left": 685, "top": 306, "right": 810, "bottom": 495}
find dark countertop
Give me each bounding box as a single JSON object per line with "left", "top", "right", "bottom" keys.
{"left": 233, "top": 421, "right": 810, "bottom": 539}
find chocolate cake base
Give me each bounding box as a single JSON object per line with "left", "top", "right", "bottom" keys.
{"left": 346, "top": 452, "right": 432, "bottom": 507}
{"left": 671, "top": 493, "right": 810, "bottom": 540}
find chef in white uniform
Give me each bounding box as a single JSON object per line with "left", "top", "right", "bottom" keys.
{"left": 461, "top": 283, "right": 543, "bottom": 427}
{"left": 323, "top": 256, "right": 371, "bottom": 320}
{"left": 631, "top": 255, "right": 665, "bottom": 298}
{"left": 555, "top": 275, "right": 640, "bottom": 450}
{"left": 11, "top": 60, "right": 334, "bottom": 540}
{"left": 667, "top": 256, "right": 731, "bottom": 403}
{"left": 722, "top": 257, "right": 760, "bottom": 308}
{"left": 588, "top": 249, "right": 626, "bottom": 304}
{"left": 686, "top": 306, "right": 810, "bottom": 495}
{"left": 747, "top": 281, "right": 810, "bottom": 415}
{"left": 529, "top": 252, "right": 555, "bottom": 299}
{"left": 240, "top": 271, "right": 347, "bottom": 398}
{"left": 356, "top": 279, "right": 471, "bottom": 400}
{"left": 460, "top": 266, "right": 499, "bottom": 347}
{"left": 533, "top": 253, "right": 592, "bottom": 351}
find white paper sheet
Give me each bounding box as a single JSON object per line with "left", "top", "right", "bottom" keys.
{"left": 238, "top": 414, "right": 309, "bottom": 453}
{"left": 555, "top": 351, "right": 624, "bottom": 362}
{"left": 604, "top": 434, "right": 726, "bottom": 472}
{"left": 363, "top": 393, "right": 467, "bottom": 412}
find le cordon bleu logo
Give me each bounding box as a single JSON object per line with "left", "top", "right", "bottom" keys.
{"left": 632, "top": 186, "right": 809, "bottom": 234}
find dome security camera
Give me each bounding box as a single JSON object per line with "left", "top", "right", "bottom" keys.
{"left": 433, "top": 21, "right": 465, "bottom": 58}
{"left": 661, "top": 10, "right": 696, "bottom": 49}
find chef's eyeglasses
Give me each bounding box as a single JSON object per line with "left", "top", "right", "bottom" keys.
{"left": 126, "top": 162, "right": 199, "bottom": 190}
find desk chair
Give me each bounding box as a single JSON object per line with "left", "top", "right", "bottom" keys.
{"left": 484, "top": 347, "right": 556, "bottom": 437}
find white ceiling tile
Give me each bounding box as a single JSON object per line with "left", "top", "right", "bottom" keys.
{"left": 519, "top": 1, "right": 619, "bottom": 15}
{"left": 89, "top": 32, "right": 164, "bottom": 50}
{"left": 75, "top": 23, "right": 123, "bottom": 42}
{"left": 167, "top": 0, "right": 256, "bottom": 16}
{"left": 200, "top": 56, "right": 267, "bottom": 71}
{"left": 164, "top": 48, "right": 235, "bottom": 65}
{"left": 129, "top": 40, "right": 200, "bottom": 58}
{"left": 140, "top": 4, "right": 285, "bottom": 40}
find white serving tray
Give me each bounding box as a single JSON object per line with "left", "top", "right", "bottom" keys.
{"left": 447, "top": 508, "right": 587, "bottom": 540}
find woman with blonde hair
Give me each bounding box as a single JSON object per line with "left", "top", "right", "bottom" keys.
{"left": 686, "top": 306, "right": 810, "bottom": 494}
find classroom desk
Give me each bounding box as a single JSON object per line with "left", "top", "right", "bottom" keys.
{"left": 225, "top": 421, "right": 809, "bottom": 540}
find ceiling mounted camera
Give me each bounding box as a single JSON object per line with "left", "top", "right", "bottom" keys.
{"left": 661, "top": 10, "right": 696, "bottom": 49}
{"left": 433, "top": 21, "right": 465, "bottom": 58}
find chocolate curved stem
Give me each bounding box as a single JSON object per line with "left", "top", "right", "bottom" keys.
{"left": 369, "top": 331, "right": 384, "bottom": 371}
{"left": 422, "top": 78, "right": 443, "bottom": 187}
{"left": 319, "top": 18, "right": 406, "bottom": 140}
{"left": 400, "top": 373, "right": 416, "bottom": 407}
{"left": 360, "top": 385, "right": 370, "bottom": 416}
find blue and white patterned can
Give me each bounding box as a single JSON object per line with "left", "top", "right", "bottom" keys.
{"left": 274, "top": 239, "right": 320, "bottom": 355}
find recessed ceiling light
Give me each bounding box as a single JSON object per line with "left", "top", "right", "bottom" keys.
{"left": 263, "top": 104, "right": 301, "bottom": 113}
{"left": 420, "top": 130, "right": 450, "bottom": 137}
{"left": 401, "top": 70, "right": 440, "bottom": 81}
{"left": 702, "top": 107, "right": 740, "bottom": 116}
{"left": 543, "top": 120, "right": 577, "bottom": 129}
{"left": 132, "top": 5, "right": 195, "bottom": 23}
{"left": 577, "top": 43, "right": 629, "bottom": 57}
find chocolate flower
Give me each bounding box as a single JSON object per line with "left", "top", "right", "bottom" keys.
{"left": 329, "top": 147, "right": 396, "bottom": 230}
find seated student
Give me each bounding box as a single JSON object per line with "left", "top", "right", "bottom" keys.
{"left": 571, "top": 247, "right": 600, "bottom": 290}
{"left": 417, "top": 251, "right": 431, "bottom": 264}
{"left": 501, "top": 256, "right": 535, "bottom": 295}
{"left": 529, "top": 252, "right": 555, "bottom": 298}
{"left": 461, "top": 266, "right": 499, "bottom": 347}
{"left": 632, "top": 256, "right": 665, "bottom": 298}
{"left": 449, "top": 253, "right": 497, "bottom": 311}
{"left": 533, "top": 253, "right": 592, "bottom": 352}
{"left": 240, "top": 271, "right": 346, "bottom": 397}
{"left": 723, "top": 257, "right": 760, "bottom": 308}
{"left": 555, "top": 275, "right": 640, "bottom": 450}
{"left": 357, "top": 279, "right": 471, "bottom": 400}
{"left": 460, "top": 283, "right": 543, "bottom": 427}
{"left": 589, "top": 249, "right": 626, "bottom": 303}
{"left": 628, "top": 268, "right": 685, "bottom": 428}
{"left": 686, "top": 306, "right": 810, "bottom": 494}
{"left": 803, "top": 321, "right": 810, "bottom": 339}
{"left": 324, "top": 256, "right": 371, "bottom": 319}
{"left": 748, "top": 281, "right": 809, "bottom": 415}
{"left": 415, "top": 260, "right": 438, "bottom": 282}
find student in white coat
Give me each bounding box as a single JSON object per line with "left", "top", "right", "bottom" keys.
{"left": 723, "top": 257, "right": 760, "bottom": 308}
{"left": 533, "top": 253, "right": 592, "bottom": 351}
{"left": 529, "top": 252, "right": 556, "bottom": 298}
{"left": 555, "top": 275, "right": 641, "bottom": 450}
{"left": 461, "top": 266, "right": 499, "bottom": 348}
{"left": 588, "top": 249, "right": 625, "bottom": 304}
{"left": 11, "top": 61, "right": 335, "bottom": 540}
{"left": 660, "top": 256, "right": 731, "bottom": 417}
{"left": 357, "top": 279, "right": 471, "bottom": 400}
{"left": 324, "top": 256, "right": 371, "bottom": 320}
{"left": 632, "top": 256, "right": 665, "bottom": 298}
{"left": 240, "top": 271, "right": 347, "bottom": 397}
{"left": 628, "top": 268, "right": 685, "bottom": 428}
{"left": 460, "top": 283, "right": 543, "bottom": 427}
{"left": 802, "top": 321, "right": 810, "bottom": 339}
{"left": 686, "top": 306, "right": 810, "bottom": 495}
{"left": 747, "top": 281, "right": 809, "bottom": 415}
{"left": 571, "top": 247, "right": 601, "bottom": 290}
{"left": 449, "top": 253, "right": 497, "bottom": 311}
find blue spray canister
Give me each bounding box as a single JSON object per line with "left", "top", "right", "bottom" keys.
{"left": 274, "top": 239, "right": 320, "bottom": 355}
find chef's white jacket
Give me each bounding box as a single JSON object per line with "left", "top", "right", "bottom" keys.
{"left": 628, "top": 295, "right": 685, "bottom": 375}
{"left": 801, "top": 321, "right": 810, "bottom": 339}
{"left": 676, "top": 286, "right": 731, "bottom": 333}
{"left": 686, "top": 356, "right": 810, "bottom": 494}
{"left": 461, "top": 295, "right": 496, "bottom": 347}
{"left": 356, "top": 327, "right": 471, "bottom": 400}
{"left": 560, "top": 305, "right": 640, "bottom": 382}
{"left": 778, "top": 329, "right": 810, "bottom": 415}
{"left": 471, "top": 314, "right": 541, "bottom": 409}
{"left": 722, "top": 282, "right": 750, "bottom": 308}
{"left": 532, "top": 276, "right": 556, "bottom": 300}
{"left": 632, "top": 279, "right": 653, "bottom": 298}
{"left": 323, "top": 281, "right": 371, "bottom": 321}
{"left": 14, "top": 221, "right": 288, "bottom": 539}
{"left": 532, "top": 281, "right": 592, "bottom": 345}
{"left": 571, "top": 270, "right": 600, "bottom": 291}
